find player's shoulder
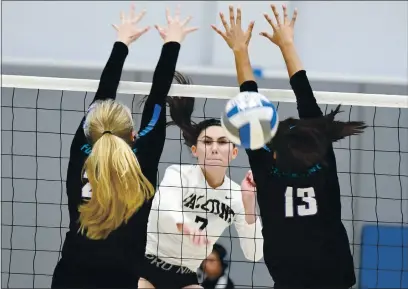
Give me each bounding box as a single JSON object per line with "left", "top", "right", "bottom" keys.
{"left": 164, "top": 164, "right": 201, "bottom": 182}
{"left": 165, "top": 164, "right": 197, "bottom": 175}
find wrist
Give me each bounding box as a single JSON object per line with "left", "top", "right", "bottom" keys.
{"left": 233, "top": 47, "right": 249, "bottom": 57}
{"left": 279, "top": 42, "right": 296, "bottom": 52}
{"left": 117, "top": 38, "right": 130, "bottom": 47}
{"left": 245, "top": 214, "right": 257, "bottom": 225}
{"left": 164, "top": 34, "right": 182, "bottom": 44}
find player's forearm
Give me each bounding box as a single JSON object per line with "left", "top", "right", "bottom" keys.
{"left": 238, "top": 219, "right": 264, "bottom": 261}
{"left": 140, "top": 42, "right": 180, "bottom": 129}
{"left": 93, "top": 41, "right": 128, "bottom": 102}
{"left": 280, "top": 43, "right": 303, "bottom": 78}
{"left": 234, "top": 48, "right": 255, "bottom": 86}
{"left": 243, "top": 206, "right": 257, "bottom": 224}
{"left": 281, "top": 42, "right": 322, "bottom": 118}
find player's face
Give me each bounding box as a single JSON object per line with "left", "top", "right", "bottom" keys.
{"left": 192, "top": 126, "right": 238, "bottom": 168}
{"left": 202, "top": 252, "right": 222, "bottom": 277}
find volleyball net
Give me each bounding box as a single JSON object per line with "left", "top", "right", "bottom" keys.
{"left": 1, "top": 75, "right": 407, "bottom": 288}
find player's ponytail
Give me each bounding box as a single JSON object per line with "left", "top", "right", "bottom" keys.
{"left": 166, "top": 71, "right": 200, "bottom": 147}
{"left": 79, "top": 99, "right": 154, "bottom": 240}
{"left": 272, "top": 104, "right": 366, "bottom": 171}
{"left": 140, "top": 71, "right": 224, "bottom": 147}
{"left": 323, "top": 105, "right": 367, "bottom": 142}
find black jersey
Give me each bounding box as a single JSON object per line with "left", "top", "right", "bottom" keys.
{"left": 54, "top": 41, "right": 180, "bottom": 287}
{"left": 242, "top": 71, "right": 356, "bottom": 288}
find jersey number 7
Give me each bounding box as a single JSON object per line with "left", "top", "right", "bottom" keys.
{"left": 285, "top": 187, "right": 317, "bottom": 217}
{"left": 195, "top": 216, "right": 208, "bottom": 230}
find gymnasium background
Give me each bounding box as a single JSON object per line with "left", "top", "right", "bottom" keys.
{"left": 2, "top": 1, "right": 408, "bottom": 288}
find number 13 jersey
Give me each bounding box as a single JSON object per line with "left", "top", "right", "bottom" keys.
{"left": 248, "top": 147, "right": 355, "bottom": 287}
{"left": 145, "top": 164, "right": 263, "bottom": 272}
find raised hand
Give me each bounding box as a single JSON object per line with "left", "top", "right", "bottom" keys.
{"left": 211, "top": 6, "right": 255, "bottom": 51}
{"left": 155, "top": 6, "right": 198, "bottom": 43}
{"left": 260, "top": 4, "right": 298, "bottom": 48}
{"left": 241, "top": 170, "right": 256, "bottom": 196}
{"left": 112, "top": 4, "right": 150, "bottom": 47}
{"left": 241, "top": 170, "right": 257, "bottom": 224}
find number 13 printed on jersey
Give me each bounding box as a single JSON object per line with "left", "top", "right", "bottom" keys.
{"left": 285, "top": 187, "right": 318, "bottom": 217}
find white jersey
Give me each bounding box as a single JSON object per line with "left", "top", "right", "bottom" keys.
{"left": 145, "top": 164, "right": 263, "bottom": 272}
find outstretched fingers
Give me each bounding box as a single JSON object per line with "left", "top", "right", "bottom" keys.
{"left": 282, "top": 4, "right": 289, "bottom": 25}
{"left": 263, "top": 12, "right": 277, "bottom": 31}
{"left": 219, "top": 12, "right": 229, "bottom": 32}
{"left": 181, "top": 15, "right": 192, "bottom": 27}
{"left": 290, "top": 8, "right": 298, "bottom": 27}
{"left": 211, "top": 24, "right": 227, "bottom": 39}
{"left": 184, "top": 26, "right": 199, "bottom": 34}
{"left": 132, "top": 9, "right": 146, "bottom": 24}
{"left": 236, "top": 7, "right": 242, "bottom": 27}
{"left": 229, "top": 5, "right": 235, "bottom": 28}
{"left": 129, "top": 3, "right": 136, "bottom": 20}
{"left": 259, "top": 31, "right": 273, "bottom": 40}
{"left": 271, "top": 4, "right": 281, "bottom": 26}
{"left": 165, "top": 7, "right": 172, "bottom": 23}
{"left": 174, "top": 4, "right": 181, "bottom": 22}
{"left": 247, "top": 20, "right": 255, "bottom": 34}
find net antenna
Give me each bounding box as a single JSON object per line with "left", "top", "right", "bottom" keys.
{"left": 2, "top": 75, "right": 408, "bottom": 108}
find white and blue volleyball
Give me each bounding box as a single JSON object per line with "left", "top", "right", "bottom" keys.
{"left": 221, "top": 91, "right": 279, "bottom": 150}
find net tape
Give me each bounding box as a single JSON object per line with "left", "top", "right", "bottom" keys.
{"left": 3, "top": 75, "right": 408, "bottom": 108}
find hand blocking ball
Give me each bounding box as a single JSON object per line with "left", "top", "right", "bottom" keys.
{"left": 221, "top": 92, "right": 279, "bottom": 150}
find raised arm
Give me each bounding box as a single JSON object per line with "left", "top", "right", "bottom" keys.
{"left": 72, "top": 6, "right": 149, "bottom": 156}
{"left": 211, "top": 6, "right": 271, "bottom": 171}
{"left": 234, "top": 171, "right": 263, "bottom": 261}
{"left": 234, "top": 210, "right": 263, "bottom": 261}
{"left": 92, "top": 6, "right": 149, "bottom": 104}
{"left": 261, "top": 4, "right": 322, "bottom": 119}
{"left": 135, "top": 7, "right": 197, "bottom": 176}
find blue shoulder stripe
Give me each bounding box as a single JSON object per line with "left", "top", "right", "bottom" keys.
{"left": 138, "top": 104, "right": 162, "bottom": 137}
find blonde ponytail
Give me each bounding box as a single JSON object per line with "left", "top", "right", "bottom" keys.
{"left": 78, "top": 99, "right": 154, "bottom": 240}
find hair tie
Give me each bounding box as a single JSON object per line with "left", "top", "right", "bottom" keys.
{"left": 102, "top": 131, "right": 112, "bottom": 135}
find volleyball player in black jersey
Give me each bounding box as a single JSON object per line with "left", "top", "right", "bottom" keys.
{"left": 212, "top": 5, "right": 366, "bottom": 289}
{"left": 51, "top": 5, "right": 197, "bottom": 288}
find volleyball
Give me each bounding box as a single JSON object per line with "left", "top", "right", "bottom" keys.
{"left": 221, "top": 91, "right": 279, "bottom": 150}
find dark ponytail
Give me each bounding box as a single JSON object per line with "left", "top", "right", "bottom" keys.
{"left": 139, "top": 71, "right": 229, "bottom": 147}
{"left": 270, "top": 104, "right": 367, "bottom": 171}
{"left": 324, "top": 105, "right": 367, "bottom": 142}
{"left": 166, "top": 72, "right": 198, "bottom": 147}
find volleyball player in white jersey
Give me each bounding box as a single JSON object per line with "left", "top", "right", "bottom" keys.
{"left": 138, "top": 74, "right": 263, "bottom": 289}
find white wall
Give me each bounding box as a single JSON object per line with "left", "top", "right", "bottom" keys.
{"left": 2, "top": 1, "right": 408, "bottom": 81}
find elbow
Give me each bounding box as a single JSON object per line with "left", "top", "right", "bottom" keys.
{"left": 243, "top": 248, "right": 263, "bottom": 262}
{"left": 242, "top": 240, "right": 264, "bottom": 262}
{"left": 254, "top": 247, "right": 264, "bottom": 262}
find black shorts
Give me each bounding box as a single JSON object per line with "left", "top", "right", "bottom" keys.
{"left": 51, "top": 258, "right": 138, "bottom": 288}
{"left": 140, "top": 254, "right": 199, "bottom": 289}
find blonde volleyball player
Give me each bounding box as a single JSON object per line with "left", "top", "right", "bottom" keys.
{"left": 51, "top": 5, "right": 197, "bottom": 288}
{"left": 212, "top": 4, "right": 366, "bottom": 289}
{"left": 138, "top": 74, "right": 263, "bottom": 289}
